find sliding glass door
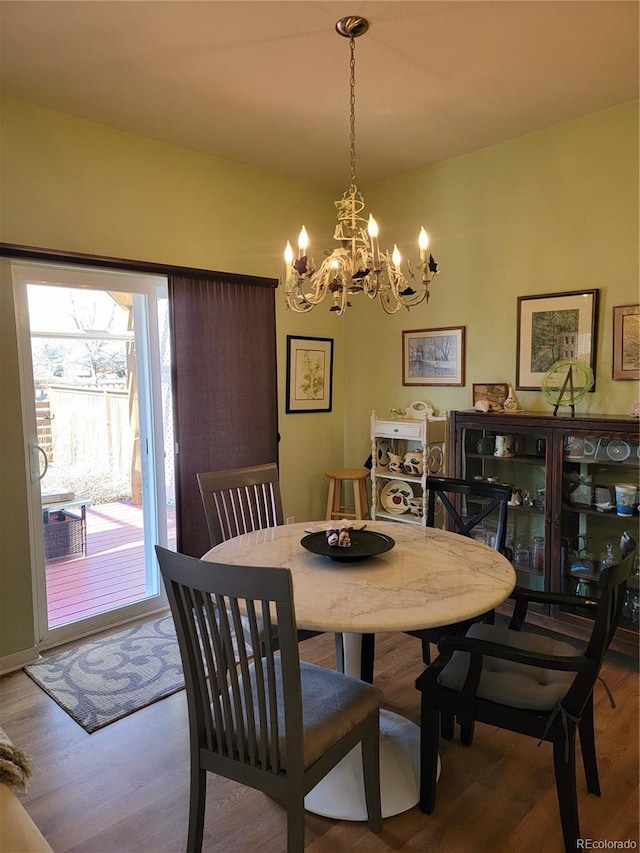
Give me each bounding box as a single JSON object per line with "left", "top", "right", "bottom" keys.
{"left": 13, "top": 262, "right": 175, "bottom": 647}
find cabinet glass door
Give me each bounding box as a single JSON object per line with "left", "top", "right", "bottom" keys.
{"left": 461, "top": 425, "right": 548, "bottom": 590}
{"left": 560, "top": 433, "right": 639, "bottom": 634}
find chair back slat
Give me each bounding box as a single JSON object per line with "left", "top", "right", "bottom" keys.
{"left": 198, "top": 464, "right": 284, "bottom": 547}
{"left": 425, "top": 476, "right": 511, "bottom": 553}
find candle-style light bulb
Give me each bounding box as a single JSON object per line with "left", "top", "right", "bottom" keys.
{"left": 392, "top": 245, "right": 402, "bottom": 271}
{"left": 298, "top": 226, "right": 309, "bottom": 258}
{"left": 368, "top": 215, "right": 381, "bottom": 267}
{"left": 284, "top": 241, "right": 294, "bottom": 264}
{"left": 419, "top": 227, "right": 429, "bottom": 262}
{"left": 284, "top": 241, "right": 294, "bottom": 280}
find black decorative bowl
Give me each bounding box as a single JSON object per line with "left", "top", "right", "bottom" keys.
{"left": 300, "top": 530, "right": 395, "bottom": 563}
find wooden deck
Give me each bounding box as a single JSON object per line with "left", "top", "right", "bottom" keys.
{"left": 46, "top": 500, "right": 176, "bottom": 628}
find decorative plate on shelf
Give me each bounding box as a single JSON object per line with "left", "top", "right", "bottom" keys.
{"left": 380, "top": 480, "right": 414, "bottom": 514}
{"left": 606, "top": 440, "right": 631, "bottom": 461}
{"left": 376, "top": 439, "right": 391, "bottom": 470}
{"left": 300, "top": 530, "right": 395, "bottom": 563}
{"left": 406, "top": 400, "right": 434, "bottom": 419}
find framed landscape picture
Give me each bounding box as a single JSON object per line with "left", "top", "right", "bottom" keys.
{"left": 285, "top": 335, "right": 333, "bottom": 413}
{"left": 402, "top": 327, "right": 466, "bottom": 386}
{"left": 472, "top": 383, "right": 509, "bottom": 410}
{"left": 612, "top": 304, "right": 640, "bottom": 380}
{"left": 516, "top": 290, "right": 598, "bottom": 390}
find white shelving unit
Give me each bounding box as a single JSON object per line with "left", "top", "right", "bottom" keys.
{"left": 370, "top": 405, "right": 447, "bottom": 526}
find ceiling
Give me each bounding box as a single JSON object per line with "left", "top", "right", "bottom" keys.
{"left": 1, "top": 1, "right": 638, "bottom": 190}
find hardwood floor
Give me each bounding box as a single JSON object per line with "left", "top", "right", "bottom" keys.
{"left": 0, "top": 629, "right": 638, "bottom": 852}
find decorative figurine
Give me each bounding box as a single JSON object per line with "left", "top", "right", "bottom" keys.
{"left": 326, "top": 528, "right": 339, "bottom": 547}
{"left": 338, "top": 524, "right": 351, "bottom": 547}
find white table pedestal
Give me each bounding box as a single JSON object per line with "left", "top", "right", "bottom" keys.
{"left": 304, "top": 633, "right": 439, "bottom": 820}
{"left": 304, "top": 708, "right": 422, "bottom": 820}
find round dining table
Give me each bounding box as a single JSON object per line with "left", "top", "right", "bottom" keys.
{"left": 202, "top": 519, "right": 515, "bottom": 821}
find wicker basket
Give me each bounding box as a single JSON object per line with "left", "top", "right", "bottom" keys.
{"left": 43, "top": 510, "right": 83, "bottom": 559}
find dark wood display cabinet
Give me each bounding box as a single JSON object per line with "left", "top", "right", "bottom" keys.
{"left": 448, "top": 410, "right": 639, "bottom": 656}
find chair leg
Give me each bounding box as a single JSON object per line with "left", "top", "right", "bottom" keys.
{"left": 460, "top": 721, "right": 475, "bottom": 745}
{"left": 286, "top": 798, "right": 306, "bottom": 853}
{"left": 579, "top": 697, "right": 601, "bottom": 796}
{"left": 421, "top": 638, "right": 432, "bottom": 665}
{"left": 354, "top": 479, "right": 370, "bottom": 520}
{"left": 419, "top": 693, "right": 440, "bottom": 814}
{"left": 360, "top": 633, "right": 376, "bottom": 683}
{"left": 187, "top": 762, "right": 207, "bottom": 853}
{"left": 361, "top": 717, "right": 383, "bottom": 832}
{"left": 552, "top": 728, "right": 580, "bottom": 853}
{"left": 440, "top": 709, "right": 455, "bottom": 740}
{"left": 334, "top": 632, "right": 345, "bottom": 673}
{"left": 325, "top": 478, "right": 337, "bottom": 520}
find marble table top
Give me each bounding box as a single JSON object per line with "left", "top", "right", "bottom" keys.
{"left": 202, "top": 520, "right": 516, "bottom": 634}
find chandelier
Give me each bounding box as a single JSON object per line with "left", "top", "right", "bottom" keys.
{"left": 282, "top": 16, "right": 439, "bottom": 316}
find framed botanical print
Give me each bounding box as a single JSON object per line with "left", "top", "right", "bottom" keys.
{"left": 285, "top": 335, "right": 333, "bottom": 413}
{"left": 516, "top": 290, "right": 598, "bottom": 390}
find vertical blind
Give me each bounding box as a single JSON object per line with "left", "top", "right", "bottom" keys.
{"left": 169, "top": 275, "right": 278, "bottom": 557}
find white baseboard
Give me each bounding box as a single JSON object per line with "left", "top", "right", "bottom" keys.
{"left": 0, "top": 646, "right": 40, "bottom": 676}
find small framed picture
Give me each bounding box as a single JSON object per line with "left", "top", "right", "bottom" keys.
{"left": 612, "top": 304, "right": 640, "bottom": 380}
{"left": 402, "top": 327, "right": 466, "bottom": 386}
{"left": 285, "top": 335, "right": 333, "bottom": 413}
{"left": 516, "top": 290, "right": 598, "bottom": 390}
{"left": 472, "top": 383, "right": 509, "bottom": 411}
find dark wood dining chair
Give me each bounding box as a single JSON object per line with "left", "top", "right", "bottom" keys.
{"left": 197, "top": 463, "right": 336, "bottom": 655}
{"left": 416, "top": 532, "right": 637, "bottom": 853}
{"left": 404, "top": 475, "right": 512, "bottom": 661}
{"left": 197, "top": 463, "right": 283, "bottom": 547}
{"left": 360, "top": 476, "right": 512, "bottom": 683}
{"left": 155, "top": 546, "right": 383, "bottom": 853}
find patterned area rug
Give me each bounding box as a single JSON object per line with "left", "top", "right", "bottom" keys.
{"left": 24, "top": 616, "right": 184, "bottom": 733}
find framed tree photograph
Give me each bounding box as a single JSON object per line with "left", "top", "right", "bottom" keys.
{"left": 612, "top": 304, "right": 640, "bottom": 380}
{"left": 402, "top": 327, "right": 466, "bottom": 386}
{"left": 516, "top": 290, "right": 598, "bottom": 390}
{"left": 285, "top": 335, "right": 333, "bottom": 413}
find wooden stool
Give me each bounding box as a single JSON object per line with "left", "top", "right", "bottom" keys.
{"left": 325, "top": 468, "right": 370, "bottom": 521}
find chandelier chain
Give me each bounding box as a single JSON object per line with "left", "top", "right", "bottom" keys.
{"left": 349, "top": 36, "right": 356, "bottom": 187}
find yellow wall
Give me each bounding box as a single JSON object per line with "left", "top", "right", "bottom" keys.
{"left": 0, "top": 97, "right": 345, "bottom": 661}
{"left": 343, "top": 101, "right": 639, "bottom": 467}
{"left": 1, "top": 96, "right": 638, "bottom": 663}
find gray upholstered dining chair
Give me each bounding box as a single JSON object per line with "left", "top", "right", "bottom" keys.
{"left": 196, "top": 463, "right": 325, "bottom": 649}
{"left": 416, "top": 531, "right": 637, "bottom": 853}
{"left": 155, "top": 546, "right": 383, "bottom": 853}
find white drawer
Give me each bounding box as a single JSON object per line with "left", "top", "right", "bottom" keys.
{"left": 374, "top": 419, "right": 424, "bottom": 440}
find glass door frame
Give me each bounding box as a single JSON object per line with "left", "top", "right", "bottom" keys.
{"left": 12, "top": 260, "right": 171, "bottom": 649}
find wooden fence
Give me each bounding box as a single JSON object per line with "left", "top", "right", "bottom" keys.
{"left": 38, "top": 386, "right": 132, "bottom": 482}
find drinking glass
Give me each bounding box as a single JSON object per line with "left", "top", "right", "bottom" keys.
{"left": 513, "top": 542, "right": 531, "bottom": 569}
{"left": 531, "top": 536, "right": 545, "bottom": 572}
